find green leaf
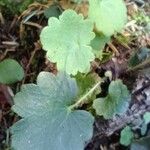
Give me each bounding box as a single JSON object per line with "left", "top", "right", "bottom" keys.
{"left": 141, "top": 123, "right": 147, "bottom": 136}
{"left": 75, "top": 72, "right": 99, "bottom": 97}
{"left": 143, "top": 112, "right": 150, "bottom": 124}
{"left": 40, "top": 9, "right": 95, "bottom": 75}
{"left": 93, "top": 80, "right": 130, "bottom": 119}
{"left": 0, "top": 59, "right": 24, "bottom": 84}
{"left": 128, "top": 47, "right": 150, "bottom": 77}
{"left": 91, "top": 33, "right": 110, "bottom": 51}
{"left": 128, "top": 47, "right": 150, "bottom": 68}
{"left": 145, "top": 23, "right": 150, "bottom": 32}
{"left": 90, "top": 33, "right": 110, "bottom": 59}
{"left": 44, "top": 5, "right": 62, "bottom": 19}
{"left": 88, "top": 0, "right": 127, "bottom": 36}
{"left": 141, "top": 112, "right": 150, "bottom": 135}
{"left": 11, "top": 72, "right": 94, "bottom": 150}
{"left": 120, "top": 126, "right": 134, "bottom": 146}
{"left": 70, "top": 0, "right": 84, "bottom": 3}
{"left": 131, "top": 137, "right": 150, "bottom": 150}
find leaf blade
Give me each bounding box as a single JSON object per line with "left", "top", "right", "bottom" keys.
{"left": 88, "top": 0, "right": 127, "bottom": 36}
{"left": 120, "top": 126, "right": 134, "bottom": 146}
{"left": 11, "top": 72, "right": 94, "bottom": 150}
{"left": 40, "top": 9, "right": 95, "bottom": 75}
{"left": 0, "top": 59, "right": 24, "bottom": 84}
{"left": 93, "top": 80, "right": 130, "bottom": 119}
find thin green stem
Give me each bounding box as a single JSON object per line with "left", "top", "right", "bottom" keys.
{"left": 69, "top": 80, "right": 102, "bottom": 111}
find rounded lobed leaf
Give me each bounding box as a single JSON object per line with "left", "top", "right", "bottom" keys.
{"left": 88, "top": 0, "right": 127, "bottom": 36}
{"left": 11, "top": 72, "right": 94, "bottom": 150}
{"left": 93, "top": 80, "right": 130, "bottom": 119}
{"left": 0, "top": 59, "right": 24, "bottom": 84}
{"left": 120, "top": 126, "right": 134, "bottom": 146}
{"left": 40, "top": 9, "right": 95, "bottom": 75}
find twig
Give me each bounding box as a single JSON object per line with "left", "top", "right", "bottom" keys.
{"left": 0, "top": 49, "right": 16, "bottom": 61}
{"left": 0, "top": 12, "right": 5, "bottom": 24}
{"left": 2, "top": 41, "right": 19, "bottom": 46}
{"left": 22, "top": 42, "right": 41, "bottom": 84}
{"left": 133, "top": 81, "right": 150, "bottom": 95}
{"left": 23, "top": 21, "right": 42, "bottom": 29}
{"left": 108, "top": 42, "right": 120, "bottom": 56}
{"left": 8, "top": 15, "right": 18, "bottom": 32}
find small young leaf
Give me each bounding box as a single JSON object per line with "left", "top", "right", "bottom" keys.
{"left": 93, "top": 80, "right": 130, "bottom": 119}
{"left": 90, "top": 33, "right": 110, "bottom": 59}
{"left": 143, "top": 112, "right": 150, "bottom": 124}
{"left": 91, "top": 33, "right": 110, "bottom": 51}
{"left": 88, "top": 0, "right": 127, "bottom": 36}
{"left": 0, "top": 59, "right": 24, "bottom": 84}
{"left": 141, "top": 112, "right": 150, "bottom": 135}
{"left": 40, "top": 9, "right": 95, "bottom": 75}
{"left": 44, "top": 5, "right": 62, "bottom": 19}
{"left": 141, "top": 123, "right": 147, "bottom": 136}
{"left": 120, "top": 126, "right": 134, "bottom": 146}
{"left": 11, "top": 72, "right": 94, "bottom": 150}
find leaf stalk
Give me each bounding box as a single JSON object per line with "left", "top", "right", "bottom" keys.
{"left": 69, "top": 80, "right": 102, "bottom": 111}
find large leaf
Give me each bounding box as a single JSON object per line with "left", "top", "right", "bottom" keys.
{"left": 11, "top": 72, "right": 94, "bottom": 150}
{"left": 93, "top": 80, "right": 130, "bottom": 119}
{"left": 40, "top": 9, "right": 95, "bottom": 75}
{"left": 120, "top": 126, "right": 134, "bottom": 146}
{"left": 88, "top": 0, "right": 127, "bottom": 36}
{"left": 0, "top": 59, "right": 24, "bottom": 84}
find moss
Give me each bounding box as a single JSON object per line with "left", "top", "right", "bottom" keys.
{"left": 0, "top": 0, "right": 47, "bottom": 14}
